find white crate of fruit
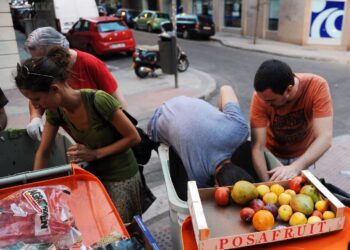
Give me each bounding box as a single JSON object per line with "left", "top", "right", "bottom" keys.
{"left": 187, "top": 170, "right": 346, "bottom": 250}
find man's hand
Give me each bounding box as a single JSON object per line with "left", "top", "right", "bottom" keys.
{"left": 26, "top": 117, "right": 43, "bottom": 141}
{"left": 67, "top": 144, "right": 98, "bottom": 163}
{"left": 268, "top": 164, "right": 300, "bottom": 181}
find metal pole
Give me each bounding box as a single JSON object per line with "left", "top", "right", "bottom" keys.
{"left": 172, "top": 0, "right": 178, "bottom": 88}
{"left": 253, "top": 0, "right": 260, "bottom": 45}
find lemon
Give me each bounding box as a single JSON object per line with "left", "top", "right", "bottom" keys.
{"left": 289, "top": 212, "right": 307, "bottom": 226}
{"left": 256, "top": 184, "right": 270, "bottom": 197}
{"left": 323, "top": 211, "right": 335, "bottom": 220}
{"left": 278, "top": 205, "right": 293, "bottom": 222}
{"left": 278, "top": 193, "right": 292, "bottom": 205}
{"left": 263, "top": 192, "right": 278, "bottom": 204}
{"left": 270, "top": 184, "right": 285, "bottom": 196}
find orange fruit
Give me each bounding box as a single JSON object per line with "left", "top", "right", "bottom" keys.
{"left": 252, "top": 210, "right": 275, "bottom": 231}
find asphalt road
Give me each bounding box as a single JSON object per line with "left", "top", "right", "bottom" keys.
{"left": 101, "top": 30, "right": 350, "bottom": 249}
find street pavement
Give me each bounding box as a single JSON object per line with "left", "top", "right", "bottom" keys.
{"left": 3, "top": 30, "right": 350, "bottom": 249}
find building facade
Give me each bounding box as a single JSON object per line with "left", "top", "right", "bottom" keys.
{"left": 126, "top": 0, "right": 350, "bottom": 50}
{"left": 0, "top": 0, "right": 20, "bottom": 89}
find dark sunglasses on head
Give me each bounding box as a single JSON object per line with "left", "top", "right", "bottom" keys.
{"left": 17, "top": 63, "right": 55, "bottom": 79}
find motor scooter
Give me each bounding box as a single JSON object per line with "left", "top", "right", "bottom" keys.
{"left": 132, "top": 22, "right": 189, "bottom": 78}
{"left": 132, "top": 44, "right": 189, "bottom": 78}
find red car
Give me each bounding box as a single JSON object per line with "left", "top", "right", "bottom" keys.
{"left": 66, "top": 16, "right": 136, "bottom": 56}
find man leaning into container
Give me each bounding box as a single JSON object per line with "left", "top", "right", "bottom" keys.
{"left": 148, "top": 85, "right": 255, "bottom": 199}
{"left": 250, "top": 59, "right": 333, "bottom": 182}
{"left": 0, "top": 88, "right": 8, "bottom": 131}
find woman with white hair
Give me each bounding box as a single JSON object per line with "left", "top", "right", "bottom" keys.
{"left": 25, "top": 27, "right": 128, "bottom": 140}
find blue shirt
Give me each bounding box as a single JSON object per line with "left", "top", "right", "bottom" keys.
{"left": 148, "top": 96, "right": 249, "bottom": 187}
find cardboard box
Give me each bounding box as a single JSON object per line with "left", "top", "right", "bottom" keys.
{"left": 187, "top": 170, "right": 346, "bottom": 250}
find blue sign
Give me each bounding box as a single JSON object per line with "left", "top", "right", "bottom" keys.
{"left": 309, "top": 0, "right": 344, "bottom": 38}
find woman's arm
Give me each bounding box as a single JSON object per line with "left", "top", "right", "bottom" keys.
{"left": 0, "top": 107, "right": 7, "bottom": 131}
{"left": 67, "top": 109, "right": 141, "bottom": 162}
{"left": 111, "top": 88, "right": 128, "bottom": 110}
{"left": 33, "top": 121, "right": 59, "bottom": 170}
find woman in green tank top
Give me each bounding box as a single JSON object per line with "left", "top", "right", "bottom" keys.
{"left": 14, "top": 46, "right": 143, "bottom": 223}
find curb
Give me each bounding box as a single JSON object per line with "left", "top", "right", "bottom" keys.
{"left": 190, "top": 67, "right": 217, "bottom": 101}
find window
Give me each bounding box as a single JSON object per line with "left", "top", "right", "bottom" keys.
{"left": 82, "top": 21, "right": 90, "bottom": 32}
{"left": 193, "top": 0, "right": 213, "bottom": 16}
{"left": 73, "top": 21, "right": 82, "bottom": 31}
{"left": 157, "top": 13, "right": 170, "bottom": 19}
{"left": 177, "top": 17, "right": 196, "bottom": 23}
{"left": 97, "top": 21, "right": 127, "bottom": 32}
{"left": 268, "top": 0, "right": 280, "bottom": 31}
{"left": 224, "top": 0, "right": 242, "bottom": 28}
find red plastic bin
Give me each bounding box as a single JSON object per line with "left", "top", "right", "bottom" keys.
{"left": 0, "top": 164, "right": 129, "bottom": 246}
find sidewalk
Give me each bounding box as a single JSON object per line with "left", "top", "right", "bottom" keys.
{"left": 212, "top": 32, "right": 350, "bottom": 64}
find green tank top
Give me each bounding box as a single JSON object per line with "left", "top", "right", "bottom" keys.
{"left": 46, "top": 89, "right": 138, "bottom": 181}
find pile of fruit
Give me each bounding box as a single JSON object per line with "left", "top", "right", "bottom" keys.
{"left": 214, "top": 176, "right": 336, "bottom": 232}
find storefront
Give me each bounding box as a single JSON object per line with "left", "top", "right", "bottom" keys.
{"left": 193, "top": 0, "right": 213, "bottom": 16}
{"left": 223, "top": 0, "right": 242, "bottom": 28}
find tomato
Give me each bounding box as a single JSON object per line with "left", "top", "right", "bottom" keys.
{"left": 289, "top": 176, "right": 307, "bottom": 193}
{"left": 215, "top": 187, "right": 230, "bottom": 206}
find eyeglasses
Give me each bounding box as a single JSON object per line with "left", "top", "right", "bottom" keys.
{"left": 17, "top": 63, "right": 55, "bottom": 79}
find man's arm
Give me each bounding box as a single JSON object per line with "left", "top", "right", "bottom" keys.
{"left": 251, "top": 127, "right": 270, "bottom": 181}
{"left": 269, "top": 116, "right": 333, "bottom": 181}
{"left": 0, "top": 107, "right": 7, "bottom": 131}
{"left": 218, "top": 85, "right": 239, "bottom": 110}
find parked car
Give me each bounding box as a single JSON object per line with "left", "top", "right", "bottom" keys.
{"left": 66, "top": 16, "right": 136, "bottom": 56}
{"left": 176, "top": 14, "right": 215, "bottom": 39}
{"left": 134, "top": 10, "right": 171, "bottom": 32}
{"left": 115, "top": 8, "right": 140, "bottom": 28}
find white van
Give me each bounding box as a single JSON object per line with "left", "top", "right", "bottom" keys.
{"left": 33, "top": 0, "right": 98, "bottom": 34}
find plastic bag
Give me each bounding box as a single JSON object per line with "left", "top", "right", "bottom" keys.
{"left": 0, "top": 185, "right": 81, "bottom": 248}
